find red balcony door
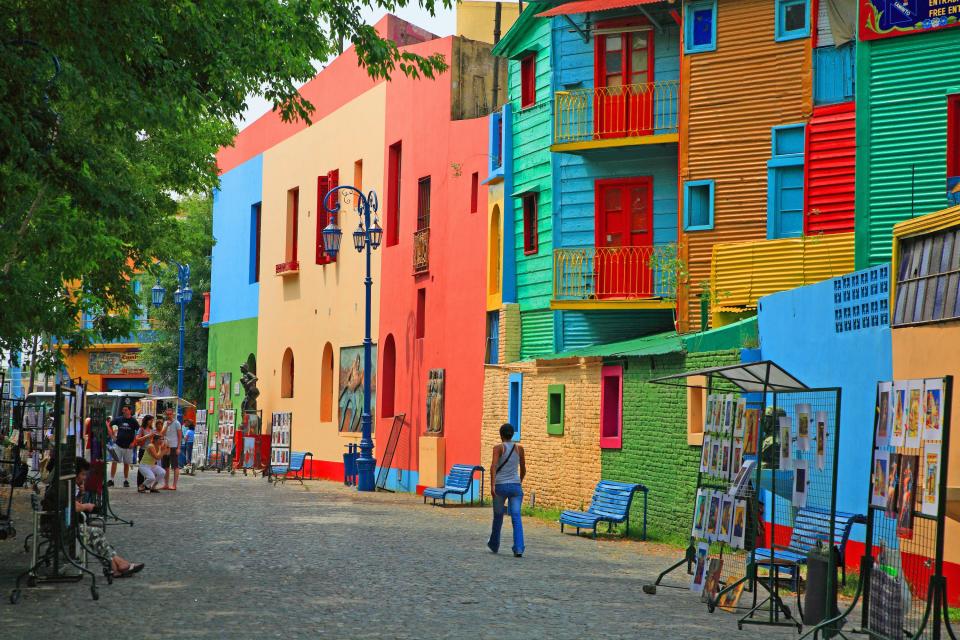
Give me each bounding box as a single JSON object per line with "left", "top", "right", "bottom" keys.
{"left": 594, "top": 30, "right": 654, "bottom": 139}
{"left": 595, "top": 177, "right": 654, "bottom": 299}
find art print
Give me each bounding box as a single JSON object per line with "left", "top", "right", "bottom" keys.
{"left": 921, "top": 442, "right": 941, "bottom": 517}
{"left": 720, "top": 441, "right": 731, "bottom": 478}
{"left": 729, "top": 459, "right": 756, "bottom": 497}
{"left": 219, "top": 372, "right": 232, "bottom": 409}
{"left": 242, "top": 436, "right": 256, "bottom": 469}
{"left": 923, "top": 378, "right": 944, "bottom": 442}
{"left": 706, "top": 395, "right": 716, "bottom": 433}
{"left": 718, "top": 495, "right": 734, "bottom": 543}
{"left": 700, "top": 435, "right": 711, "bottom": 474}
{"left": 707, "top": 493, "right": 722, "bottom": 541}
{"left": 718, "top": 581, "right": 745, "bottom": 613}
{"left": 208, "top": 396, "right": 215, "bottom": 413}
{"left": 795, "top": 403, "right": 812, "bottom": 452}
{"left": 725, "top": 394, "right": 735, "bottom": 431}
{"left": 815, "top": 411, "right": 828, "bottom": 471}
{"left": 793, "top": 459, "right": 808, "bottom": 509}
{"left": 711, "top": 396, "right": 723, "bottom": 434}
{"left": 905, "top": 380, "right": 923, "bottom": 449}
{"left": 885, "top": 453, "right": 901, "bottom": 519}
{"left": 891, "top": 382, "right": 907, "bottom": 447}
{"left": 897, "top": 454, "right": 919, "bottom": 539}
{"left": 742, "top": 408, "right": 759, "bottom": 456}
{"left": 710, "top": 441, "right": 721, "bottom": 477}
{"left": 734, "top": 397, "right": 746, "bottom": 438}
{"left": 876, "top": 382, "right": 891, "bottom": 448}
{"left": 871, "top": 450, "right": 889, "bottom": 509}
{"left": 732, "top": 441, "right": 743, "bottom": 478}
{"left": 778, "top": 416, "right": 793, "bottom": 471}
{"left": 338, "top": 344, "right": 378, "bottom": 433}
{"left": 692, "top": 489, "right": 708, "bottom": 538}
{"left": 701, "top": 558, "right": 724, "bottom": 604}
{"left": 208, "top": 371, "right": 217, "bottom": 390}
{"left": 690, "top": 542, "right": 710, "bottom": 593}
{"left": 730, "top": 499, "right": 747, "bottom": 550}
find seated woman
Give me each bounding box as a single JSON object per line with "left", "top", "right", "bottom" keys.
{"left": 138, "top": 433, "right": 166, "bottom": 493}
{"left": 74, "top": 457, "right": 145, "bottom": 578}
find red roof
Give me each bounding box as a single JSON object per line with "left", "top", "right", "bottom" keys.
{"left": 537, "top": 0, "right": 662, "bottom": 17}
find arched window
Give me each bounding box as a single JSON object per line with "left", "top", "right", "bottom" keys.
{"left": 281, "top": 348, "right": 295, "bottom": 398}
{"left": 488, "top": 205, "right": 501, "bottom": 295}
{"left": 320, "top": 343, "right": 334, "bottom": 421}
{"left": 381, "top": 334, "right": 396, "bottom": 418}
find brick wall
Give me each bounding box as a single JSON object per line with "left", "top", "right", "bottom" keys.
{"left": 499, "top": 303, "right": 521, "bottom": 364}
{"left": 481, "top": 358, "right": 602, "bottom": 510}
{"left": 602, "top": 349, "right": 741, "bottom": 539}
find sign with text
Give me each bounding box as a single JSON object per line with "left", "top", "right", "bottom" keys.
{"left": 860, "top": 0, "right": 960, "bottom": 40}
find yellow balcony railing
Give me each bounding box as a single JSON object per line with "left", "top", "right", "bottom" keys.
{"left": 554, "top": 80, "right": 679, "bottom": 146}
{"left": 413, "top": 228, "right": 430, "bottom": 274}
{"left": 554, "top": 244, "right": 680, "bottom": 302}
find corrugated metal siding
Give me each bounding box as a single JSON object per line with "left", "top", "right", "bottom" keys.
{"left": 806, "top": 102, "right": 855, "bottom": 235}
{"left": 710, "top": 232, "right": 855, "bottom": 310}
{"left": 520, "top": 309, "right": 556, "bottom": 358}
{"left": 559, "top": 309, "right": 673, "bottom": 351}
{"left": 857, "top": 29, "right": 959, "bottom": 268}
{"left": 679, "top": 0, "right": 812, "bottom": 330}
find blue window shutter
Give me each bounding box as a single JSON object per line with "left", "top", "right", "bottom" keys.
{"left": 508, "top": 372, "right": 523, "bottom": 441}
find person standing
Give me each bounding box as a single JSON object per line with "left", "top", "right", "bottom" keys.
{"left": 180, "top": 419, "right": 195, "bottom": 468}
{"left": 108, "top": 404, "right": 140, "bottom": 488}
{"left": 161, "top": 406, "right": 182, "bottom": 490}
{"left": 487, "top": 423, "right": 526, "bottom": 557}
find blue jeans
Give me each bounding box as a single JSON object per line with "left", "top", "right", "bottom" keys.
{"left": 488, "top": 483, "right": 524, "bottom": 554}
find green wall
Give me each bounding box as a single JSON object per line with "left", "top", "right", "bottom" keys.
{"left": 601, "top": 349, "right": 741, "bottom": 540}
{"left": 855, "top": 28, "right": 960, "bottom": 268}
{"left": 206, "top": 317, "right": 258, "bottom": 439}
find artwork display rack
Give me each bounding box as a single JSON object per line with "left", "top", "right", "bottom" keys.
{"left": 192, "top": 409, "right": 208, "bottom": 471}
{"left": 805, "top": 376, "right": 955, "bottom": 640}
{"left": 268, "top": 411, "right": 292, "bottom": 483}
{"left": 643, "top": 361, "right": 845, "bottom": 634}
{"left": 88, "top": 405, "right": 132, "bottom": 527}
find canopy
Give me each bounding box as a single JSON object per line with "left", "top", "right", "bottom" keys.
{"left": 649, "top": 361, "right": 808, "bottom": 393}
{"left": 537, "top": 0, "right": 661, "bottom": 17}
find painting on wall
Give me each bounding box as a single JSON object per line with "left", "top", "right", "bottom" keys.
{"left": 219, "top": 372, "right": 232, "bottom": 409}
{"left": 208, "top": 371, "right": 217, "bottom": 390}
{"left": 426, "top": 369, "right": 445, "bottom": 435}
{"left": 338, "top": 345, "right": 377, "bottom": 433}
{"left": 89, "top": 350, "right": 146, "bottom": 375}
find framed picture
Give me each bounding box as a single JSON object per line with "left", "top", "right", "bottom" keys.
{"left": 734, "top": 397, "right": 746, "bottom": 438}
{"left": 700, "top": 435, "right": 711, "bottom": 474}
{"left": 743, "top": 408, "right": 760, "bottom": 456}
{"left": 690, "top": 542, "right": 710, "bottom": 593}
{"left": 793, "top": 459, "right": 808, "bottom": 509}
{"left": 724, "top": 394, "right": 734, "bottom": 432}
{"left": 707, "top": 493, "right": 722, "bottom": 542}
{"left": 922, "top": 378, "right": 944, "bottom": 442}
{"left": 778, "top": 416, "right": 793, "bottom": 470}
{"left": 692, "top": 489, "right": 708, "bottom": 539}
{"left": 875, "top": 382, "right": 891, "bottom": 448}
{"left": 718, "top": 495, "right": 734, "bottom": 544}
{"left": 921, "top": 442, "right": 942, "bottom": 517}
{"left": 795, "top": 403, "right": 811, "bottom": 452}
{"left": 720, "top": 441, "right": 731, "bottom": 478}
{"left": 897, "top": 454, "right": 919, "bottom": 539}
{"left": 815, "top": 411, "right": 828, "bottom": 471}
{"left": 891, "top": 381, "right": 907, "bottom": 447}
{"left": 885, "top": 453, "right": 901, "bottom": 519}
{"left": 730, "top": 499, "right": 747, "bottom": 550}
{"left": 871, "top": 450, "right": 889, "bottom": 509}
{"left": 729, "top": 459, "right": 756, "bottom": 497}
{"left": 705, "top": 395, "right": 715, "bottom": 433}
{"left": 702, "top": 557, "right": 724, "bottom": 604}
{"left": 905, "top": 380, "right": 923, "bottom": 449}
{"left": 208, "top": 371, "right": 217, "bottom": 390}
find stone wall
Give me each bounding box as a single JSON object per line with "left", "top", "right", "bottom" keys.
{"left": 481, "top": 358, "right": 602, "bottom": 510}
{"left": 602, "top": 349, "right": 741, "bottom": 539}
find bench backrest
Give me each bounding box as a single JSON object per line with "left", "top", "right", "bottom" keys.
{"left": 786, "top": 507, "right": 864, "bottom": 556}
{"left": 587, "top": 480, "right": 644, "bottom": 521}
{"left": 445, "top": 464, "right": 479, "bottom": 489}
{"left": 289, "top": 451, "right": 308, "bottom": 471}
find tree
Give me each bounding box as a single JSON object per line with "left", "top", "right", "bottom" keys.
{"left": 139, "top": 194, "right": 212, "bottom": 406}
{"left": 0, "top": 1, "right": 450, "bottom": 373}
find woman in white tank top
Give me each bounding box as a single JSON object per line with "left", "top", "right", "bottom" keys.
{"left": 487, "top": 422, "right": 526, "bottom": 557}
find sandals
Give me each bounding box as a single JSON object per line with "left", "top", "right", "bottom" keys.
{"left": 137, "top": 486, "right": 147, "bottom": 493}
{"left": 113, "top": 562, "right": 143, "bottom": 578}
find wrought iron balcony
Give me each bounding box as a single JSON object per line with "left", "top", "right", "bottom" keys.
{"left": 553, "top": 244, "right": 680, "bottom": 307}
{"left": 275, "top": 260, "right": 300, "bottom": 276}
{"left": 413, "top": 228, "right": 430, "bottom": 274}
{"left": 553, "top": 80, "right": 679, "bottom": 150}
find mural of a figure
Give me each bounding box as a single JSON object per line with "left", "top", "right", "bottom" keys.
{"left": 240, "top": 362, "right": 259, "bottom": 412}
{"left": 338, "top": 345, "right": 377, "bottom": 433}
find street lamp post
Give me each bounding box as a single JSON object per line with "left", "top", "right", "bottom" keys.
{"left": 152, "top": 263, "right": 192, "bottom": 419}
{"left": 321, "top": 185, "right": 383, "bottom": 492}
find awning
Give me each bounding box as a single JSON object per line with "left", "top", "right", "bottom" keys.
{"left": 649, "top": 361, "right": 809, "bottom": 394}
{"left": 537, "top": 0, "right": 662, "bottom": 17}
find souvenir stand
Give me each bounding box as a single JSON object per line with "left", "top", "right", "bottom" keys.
{"left": 237, "top": 409, "right": 268, "bottom": 476}
{"left": 268, "top": 411, "right": 292, "bottom": 484}
{"left": 642, "top": 361, "right": 844, "bottom": 633}
{"left": 87, "top": 404, "right": 133, "bottom": 527}
{"left": 191, "top": 409, "right": 208, "bottom": 471}
{"left": 805, "top": 376, "right": 955, "bottom": 640}
{"left": 11, "top": 381, "right": 101, "bottom": 604}
{"left": 213, "top": 408, "right": 236, "bottom": 474}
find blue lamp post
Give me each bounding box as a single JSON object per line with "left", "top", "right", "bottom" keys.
{"left": 151, "top": 263, "right": 192, "bottom": 418}
{"left": 321, "top": 185, "right": 383, "bottom": 492}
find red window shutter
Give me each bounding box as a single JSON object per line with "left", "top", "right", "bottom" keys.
{"left": 316, "top": 175, "right": 330, "bottom": 264}
{"left": 523, "top": 194, "right": 538, "bottom": 255}
{"left": 292, "top": 189, "right": 299, "bottom": 263}
{"left": 948, "top": 95, "right": 960, "bottom": 178}
{"left": 521, "top": 54, "right": 536, "bottom": 108}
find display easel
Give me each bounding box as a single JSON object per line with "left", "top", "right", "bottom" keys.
{"left": 268, "top": 411, "right": 292, "bottom": 484}
{"left": 88, "top": 405, "right": 133, "bottom": 527}
{"left": 11, "top": 381, "right": 100, "bottom": 603}
{"left": 642, "top": 361, "right": 845, "bottom": 633}
{"left": 805, "top": 376, "right": 955, "bottom": 640}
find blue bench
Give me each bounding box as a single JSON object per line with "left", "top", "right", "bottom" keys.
{"left": 559, "top": 480, "right": 648, "bottom": 540}
{"left": 271, "top": 451, "right": 313, "bottom": 486}
{"left": 754, "top": 506, "right": 865, "bottom": 590}
{"left": 423, "top": 464, "right": 485, "bottom": 506}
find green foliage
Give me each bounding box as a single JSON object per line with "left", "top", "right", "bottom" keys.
{"left": 139, "top": 194, "right": 213, "bottom": 406}
{"left": 0, "top": 0, "right": 450, "bottom": 371}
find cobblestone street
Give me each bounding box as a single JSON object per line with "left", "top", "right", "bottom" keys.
{"left": 0, "top": 473, "right": 801, "bottom": 639}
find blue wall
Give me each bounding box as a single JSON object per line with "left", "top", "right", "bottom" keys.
{"left": 210, "top": 154, "right": 263, "bottom": 325}
{"left": 758, "top": 268, "right": 892, "bottom": 539}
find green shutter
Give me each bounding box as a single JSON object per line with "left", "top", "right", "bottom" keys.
{"left": 547, "top": 384, "right": 565, "bottom": 435}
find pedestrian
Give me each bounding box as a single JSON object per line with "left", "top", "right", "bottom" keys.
{"left": 134, "top": 415, "right": 156, "bottom": 489}
{"left": 487, "top": 422, "right": 526, "bottom": 557}
{"left": 161, "top": 406, "right": 182, "bottom": 490}
{"left": 108, "top": 404, "right": 140, "bottom": 488}
{"left": 180, "top": 419, "right": 195, "bottom": 468}
{"left": 138, "top": 433, "right": 166, "bottom": 493}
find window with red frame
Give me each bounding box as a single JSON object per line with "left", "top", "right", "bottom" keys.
{"left": 520, "top": 54, "right": 536, "bottom": 108}
{"left": 316, "top": 170, "right": 338, "bottom": 264}
{"left": 470, "top": 172, "right": 479, "bottom": 213}
{"left": 387, "top": 141, "right": 402, "bottom": 246}
{"left": 948, "top": 95, "right": 960, "bottom": 179}
{"left": 286, "top": 188, "right": 299, "bottom": 263}
{"left": 522, "top": 193, "right": 538, "bottom": 255}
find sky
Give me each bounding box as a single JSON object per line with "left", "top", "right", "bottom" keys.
{"left": 237, "top": 4, "right": 458, "bottom": 130}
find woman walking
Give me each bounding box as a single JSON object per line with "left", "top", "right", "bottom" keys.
{"left": 487, "top": 423, "right": 526, "bottom": 557}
